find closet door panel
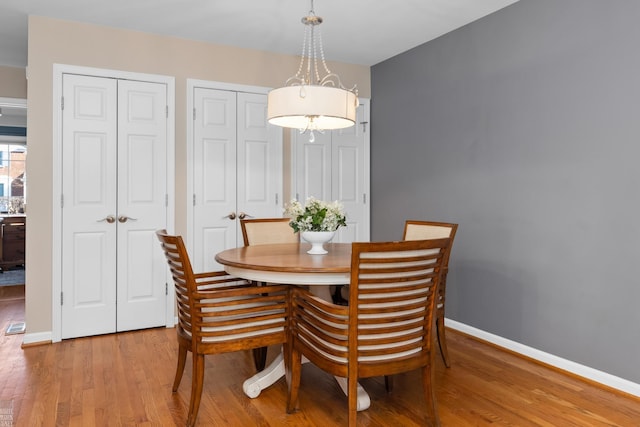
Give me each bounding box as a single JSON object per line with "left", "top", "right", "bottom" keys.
{"left": 61, "top": 74, "right": 118, "bottom": 339}
{"left": 192, "top": 88, "right": 237, "bottom": 272}
{"left": 294, "top": 131, "right": 331, "bottom": 202}
{"left": 236, "top": 92, "right": 282, "bottom": 238}
{"left": 332, "top": 114, "right": 364, "bottom": 243}
{"left": 243, "top": 141, "right": 269, "bottom": 201}
{"left": 116, "top": 79, "right": 168, "bottom": 331}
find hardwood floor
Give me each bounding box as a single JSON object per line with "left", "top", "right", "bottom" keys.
{"left": 2, "top": 295, "right": 639, "bottom": 426}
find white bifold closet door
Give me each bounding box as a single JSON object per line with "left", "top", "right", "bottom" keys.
{"left": 191, "top": 87, "right": 283, "bottom": 273}
{"left": 61, "top": 73, "right": 169, "bottom": 339}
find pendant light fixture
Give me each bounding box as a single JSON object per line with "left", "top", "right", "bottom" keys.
{"left": 267, "top": 0, "right": 358, "bottom": 141}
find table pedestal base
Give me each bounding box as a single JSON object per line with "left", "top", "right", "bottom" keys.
{"left": 242, "top": 351, "right": 371, "bottom": 411}
{"left": 333, "top": 376, "right": 371, "bottom": 411}
{"left": 243, "top": 352, "right": 287, "bottom": 399}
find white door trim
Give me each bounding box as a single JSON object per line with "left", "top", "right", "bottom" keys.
{"left": 52, "top": 64, "right": 175, "bottom": 342}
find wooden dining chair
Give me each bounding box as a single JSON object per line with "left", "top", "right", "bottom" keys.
{"left": 287, "top": 238, "right": 450, "bottom": 427}
{"left": 239, "top": 217, "right": 298, "bottom": 370}
{"left": 403, "top": 220, "right": 458, "bottom": 368}
{"left": 156, "top": 230, "right": 290, "bottom": 427}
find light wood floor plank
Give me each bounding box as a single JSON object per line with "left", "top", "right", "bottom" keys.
{"left": 1, "top": 295, "right": 639, "bottom": 426}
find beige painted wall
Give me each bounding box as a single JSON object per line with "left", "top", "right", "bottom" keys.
{"left": 26, "top": 16, "right": 370, "bottom": 337}
{"left": 0, "top": 65, "right": 27, "bottom": 99}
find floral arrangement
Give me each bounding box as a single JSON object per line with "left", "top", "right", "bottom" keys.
{"left": 284, "top": 197, "right": 347, "bottom": 233}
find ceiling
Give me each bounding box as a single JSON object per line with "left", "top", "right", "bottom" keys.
{"left": 0, "top": 0, "right": 519, "bottom": 69}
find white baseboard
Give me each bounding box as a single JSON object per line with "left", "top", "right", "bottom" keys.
{"left": 22, "top": 331, "right": 52, "bottom": 346}
{"left": 22, "top": 321, "right": 177, "bottom": 346}
{"left": 446, "top": 318, "right": 640, "bottom": 398}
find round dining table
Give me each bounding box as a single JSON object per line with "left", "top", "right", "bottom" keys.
{"left": 215, "top": 242, "right": 351, "bottom": 282}
{"left": 215, "top": 242, "right": 371, "bottom": 411}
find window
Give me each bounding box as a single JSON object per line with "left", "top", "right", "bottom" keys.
{"left": 0, "top": 143, "right": 26, "bottom": 213}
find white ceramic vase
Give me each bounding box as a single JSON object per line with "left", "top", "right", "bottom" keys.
{"left": 301, "top": 231, "right": 335, "bottom": 255}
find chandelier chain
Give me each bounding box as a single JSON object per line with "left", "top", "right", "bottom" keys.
{"left": 312, "top": 25, "right": 321, "bottom": 84}
{"left": 289, "top": 0, "right": 337, "bottom": 87}
{"left": 294, "top": 25, "right": 309, "bottom": 83}
{"left": 316, "top": 28, "right": 332, "bottom": 81}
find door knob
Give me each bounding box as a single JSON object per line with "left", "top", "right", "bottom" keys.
{"left": 224, "top": 212, "right": 237, "bottom": 220}
{"left": 238, "top": 212, "right": 254, "bottom": 220}
{"left": 97, "top": 215, "right": 116, "bottom": 224}
{"left": 118, "top": 215, "right": 138, "bottom": 223}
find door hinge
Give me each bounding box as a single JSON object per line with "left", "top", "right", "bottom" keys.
{"left": 193, "top": 107, "right": 196, "bottom": 121}
{"left": 363, "top": 193, "right": 367, "bottom": 204}
{"left": 361, "top": 121, "right": 368, "bottom": 133}
{"left": 165, "top": 194, "right": 168, "bottom": 207}
{"left": 61, "top": 291, "right": 64, "bottom": 306}
{"left": 165, "top": 105, "right": 169, "bottom": 118}
{"left": 165, "top": 283, "right": 168, "bottom": 296}
{"left": 61, "top": 194, "right": 64, "bottom": 208}
{"left": 275, "top": 193, "right": 279, "bottom": 205}
{"left": 61, "top": 96, "right": 64, "bottom": 111}
{"left": 193, "top": 194, "right": 196, "bottom": 206}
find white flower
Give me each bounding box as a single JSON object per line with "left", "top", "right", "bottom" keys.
{"left": 284, "top": 197, "right": 347, "bottom": 232}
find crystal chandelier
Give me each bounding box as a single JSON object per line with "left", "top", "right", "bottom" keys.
{"left": 267, "top": 0, "right": 358, "bottom": 141}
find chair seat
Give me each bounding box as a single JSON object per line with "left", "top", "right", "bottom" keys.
{"left": 181, "top": 321, "right": 285, "bottom": 342}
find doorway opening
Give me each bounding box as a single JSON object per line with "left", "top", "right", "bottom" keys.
{"left": 0, "top": 98, "right": 26, "bottom": 335}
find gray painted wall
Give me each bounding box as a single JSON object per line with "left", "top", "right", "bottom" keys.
{"left": 371, "top": 0, "right": 640, "bottom": 383}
